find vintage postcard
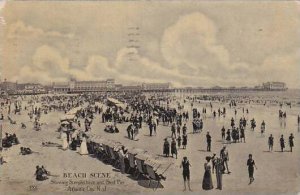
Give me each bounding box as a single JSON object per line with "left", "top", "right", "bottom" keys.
{"left": 0, "top": 0, "right": 299, "bottom": 194}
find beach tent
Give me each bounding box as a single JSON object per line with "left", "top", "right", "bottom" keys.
{"left": 107, "top": 98, "right": 127, "bottom": 109}
{"left": 66, "top": 107, "right": 82, "bottom": 115}
{"left": 60, "top": 114, "right": 77, "bottom": 122}
{"left": 107, "top": 97, "right": 123, "bottom": 105}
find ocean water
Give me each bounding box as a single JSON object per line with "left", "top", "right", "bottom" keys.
{"left": 175, "top": 89, "right": 300, "bottom": 103}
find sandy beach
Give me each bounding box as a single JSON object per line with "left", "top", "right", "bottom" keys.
{"left": 1, "top": 94, "right": 299, "bottom": 195}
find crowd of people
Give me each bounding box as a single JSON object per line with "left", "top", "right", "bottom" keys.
{"left": 0, "top": 91, "right": 299, "bottom": 192}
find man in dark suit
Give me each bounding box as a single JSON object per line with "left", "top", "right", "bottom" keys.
{"left": 206, "top": 131, "right": 212, "bottom": 152}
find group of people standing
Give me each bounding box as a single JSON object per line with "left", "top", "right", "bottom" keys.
{"left": 180, "top": 145, "right": 238, "bottom": 191}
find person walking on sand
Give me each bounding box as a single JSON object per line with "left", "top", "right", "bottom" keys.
{"left": 206, "top": 131, "right": 212, "bottom": 152}
{"left": 215, "top": 157, "right": 224, "bottom": 190}
{"left": 163, "top": 138, "right": 170, "bottom": 157}
{"left": 171, "top": 122, "right": 176, "bottom": 138}
{"left": 247, "top": 154, "right": 257, "bottom": 184}
{"left": 261, "top": 120, "right": 266, "bottom": 136}
{"left": 220, "top": 146, "right": 230, "bottom": 174}
{"left": 79, "top": 135, "right": 88, "bottom": 155}
{"left": 182, "top": 133, "right": 188, "bottom": 149}
{"left": 177, "top": 135, "right": 182, "bottom": 149}
{"left": 221, "top": 126, "right": 225, "bottom": 140}
{"left": 289, "top": 133, "right": 294, "bottom": 152}
{"left": 202, "top": 156, "right": 214, "bottom": 190}
{"left": 180, "top": 157, "right": 192, "bottom": 191}
{"left": 240, "top": 127, "right": 245, "bottom": 143}
{"left": 61, "top": 131, "right": 69, "bottom": 150}
{"left": 226, "top": 129, "right": 231, "bottom": 144}
{"left": 280, "top": 135, "right": 285, "bottom": 152}
{"left": 171, "top": 138, "right": 178, "bottom": 159}
{"left": 268, "top": 134, "right": 274, "bottom": 152}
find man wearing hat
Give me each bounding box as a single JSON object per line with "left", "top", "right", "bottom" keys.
{"left": 163, "top": 138, "right": 170, "bottom": 157}
{"left": 211, "top": 153, "right": 217, "bottom": 174}
{"left": 180, "top": 156, "right": 192, "bottom": 191}
{"left": 215, "top": 157, "right": 223, "bottom": 190}
{"left": 289, "top": 133, "right": 294, "bottom": 152}
{"left": 220, "top": 145, "right": 230, "bottom": 174}
{"left": 206, "top": 131, "right": 212, "bottom": 152}
{"left": 171, "top": 138, "right": 177, "bottom": 159}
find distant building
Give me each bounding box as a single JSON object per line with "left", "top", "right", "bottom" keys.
{"left": 142, "top": 82, "right": 170, "bottom": 91}
{"left": 262, "top": 82, "right": 287, "bottom": 90}
{"left": 73, "top": 80, "right": 107, "bottom": 92}
{"left": 53, "top": 82, "right": 70, "bottom": 93}
{"left": 121, "top": 85, "right": 142, "bottom": 92}
{"left": 17, "top": 83, "right": 46, "bottom": 94}
{"left": 106, "top": 79, "right": 115, "bottom": 90}
{"left": 0, "top": 80, "right": 17, "bottom": 91}
{"left": 53, "top": 79, "right": 116, "bottom": 93}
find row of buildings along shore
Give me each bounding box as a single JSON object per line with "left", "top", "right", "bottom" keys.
{"left": 0, "top": 78, "right": 287, "bottom": 95}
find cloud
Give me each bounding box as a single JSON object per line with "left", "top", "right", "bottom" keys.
{"left": 162, "top": 13, "right": 229, "bottom": 69}
{"left": 12, "top": 45, "right": 72, "bottom": 83}
{"left": 6, "top": 9, "right": 300, "bottom": 88}
{"left": 256, "top": 52, "right": 300, "bottom": 87}
{"left": 160, "top": 12, "right": 254, "bottom": 85}
{"left": 7, "top": 21, "right": 74, "bottom": 39}
{"left": 12, "top": 45, "right": 190, "bottom": 87}
{"left": 160, "top": 12, "right": 300, "bottom": 88}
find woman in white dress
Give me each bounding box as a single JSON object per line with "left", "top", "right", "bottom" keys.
{"left": 61, "top": 132, "right": 68, "bottom": 150}
{"left": 79, "top": 135, "right": 88, "bottom": 155}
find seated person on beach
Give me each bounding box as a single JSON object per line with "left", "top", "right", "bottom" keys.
{"left": 42, "top": 142, "right": 61, "bottom": 147}
{"left": 2, "top": 139, "right": 12, "bottom": 148}
{"left": 11, "top": 134, "right": 20, "bottom": 144}
{"left": 35, "top": 166, "right": 48, "bottom": 181}
{"left": 34, "top": 122, "right": 41, "bottom": 131}
{"left": 41, "top": 166, "right": 50, "bottom": 175}
{"left": 104, "top": 124, "right": 119, "bottom": 133}
{"left": 70, "top": 138, "right": 79, "bottom": 150}
{"left": 112, "top": 125, "right": 119, "bottom": 133}
{"left": 2, "top": 133, "right": 19, "bottom": 148}
{"left": 21, "top": 123, "right": 26, "bottom": 129}
{"left": 20, "top": 147, "right": 33, "bottom": 155}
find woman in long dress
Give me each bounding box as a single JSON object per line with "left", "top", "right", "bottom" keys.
{"left": 163, "top": 138, "right": 170, "bottom": 157}
{"left": 79, "top": 135, "right": 89, "bottom": 155}
{"left": 61, "top": 132, "right": 68, "bottom": 150}
{"left": 182, "top": 133, "right": 187, "bottom": 149}
{"left": 202, "top": 156, "right": 213, "bottom": 190}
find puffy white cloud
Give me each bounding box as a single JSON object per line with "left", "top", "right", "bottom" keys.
{"left": 162, "top": 13, "right": 229, "bottom": 70}
{"left": 160, "top": 12, "right": 253, "bottom": 86}
{"left": 5, "top": 7, "right": 300, "bottom": 89}
{"left": 257, "top": 52, "right": 300, "bottom": 87}
{"left": 161, "top": 12, "right": 237, "bottom": 81}
{"left": 12, "top": 45, "right": 71, "bottom": 83}
{"left": 7, "top": 21, "right": 74, "bottom": 39}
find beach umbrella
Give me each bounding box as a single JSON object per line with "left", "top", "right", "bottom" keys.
{"left": 61, "top": 121, "right": 69, "bottom": 125}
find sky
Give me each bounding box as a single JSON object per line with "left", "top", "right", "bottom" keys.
{"left": 0, "top": 1, "right": 300, "bottom": 88}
